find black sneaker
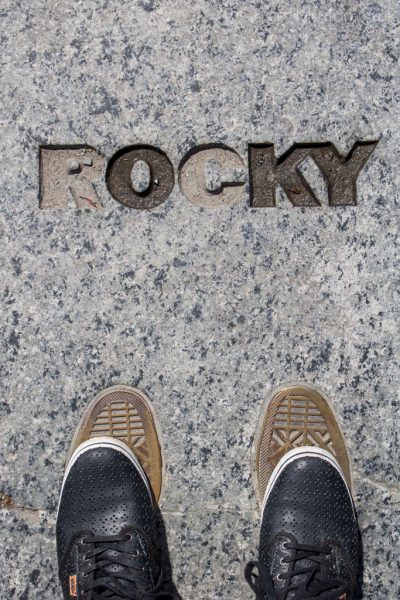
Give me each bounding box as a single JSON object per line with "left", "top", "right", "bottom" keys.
{"left": 245, "top": 446, "right": 360, "bottom": 600}
{"left": 56, "top": 437, "right": 175, "bottom": 600}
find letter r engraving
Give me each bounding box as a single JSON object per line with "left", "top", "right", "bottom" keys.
{"left": 39, "top": 145, "right": 105, "bottom": 209}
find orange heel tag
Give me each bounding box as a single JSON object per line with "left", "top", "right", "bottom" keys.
{"left": 69, "top": 575, "right": 77, "bottom": 597}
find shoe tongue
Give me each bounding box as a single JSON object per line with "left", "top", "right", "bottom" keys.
{"left": 100, "top": 529, "right": 159, "bottom": 595}
{"left": 288, "top": 582, "right": 345, "bottom": 600}
{"left": 287, "top": 554, "right": 344, "bottom": 600}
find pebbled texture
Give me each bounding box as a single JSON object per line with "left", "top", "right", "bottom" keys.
{"left": 260, "top": 456, "right": 359, "bottom": 599}
{"left": 56, "top": 446, "right": 159, "bottom": 599}
{"left": 0, "top": 1, "right": 398, "bottom": 598}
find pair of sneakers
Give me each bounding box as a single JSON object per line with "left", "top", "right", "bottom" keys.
{"left": 56, "top": 384, "right": 359, "bottom": 600}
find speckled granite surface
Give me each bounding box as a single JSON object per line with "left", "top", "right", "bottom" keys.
{"left": 0, "top": 1, "right": 399, "bottom": 598}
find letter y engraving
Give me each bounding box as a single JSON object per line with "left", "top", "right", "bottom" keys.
{"left": 310, "top": 141, "right": 378, "bottom": 206}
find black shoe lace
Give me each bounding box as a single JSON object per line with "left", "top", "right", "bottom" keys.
{"left": 245, "top": 542, "right": 346, "bottom": 600}
{"left": 82, "top": 534, "right": 177, "bottom": 600}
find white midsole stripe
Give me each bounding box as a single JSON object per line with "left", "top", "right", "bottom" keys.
{"left": 261, "top": 446, "right": 355, "bottom": 516}
{"left": 56, "top": 437, "right": 152, "bottom": 519}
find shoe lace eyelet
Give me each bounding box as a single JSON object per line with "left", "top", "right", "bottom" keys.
{"left": 280, "top": 557, "right": 286, "bottom": 566}
{"left": 133, "top": 549, "right": 139, "bottom": 557}
{"left": 276, "top": 573, "right": 284, "bottom": 582}
{"left": 282, "top": 541, "right": 288, "bottom": 550}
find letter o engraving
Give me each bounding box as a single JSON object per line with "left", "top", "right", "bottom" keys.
{"left": 106, "top": 146, "right": 175, "bottom": 209}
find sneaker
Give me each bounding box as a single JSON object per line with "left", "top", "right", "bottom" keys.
{"left": 246, "top": 384, "right": 359, "bottom": 600}
{"left": 56, "top": 386, "right": 175, "bottom": 600}
{"left": 252, "top": 383, "right": 352, "bottom": 504}
{"left": 65, "top": 385, "right": 164, "bottom": 502}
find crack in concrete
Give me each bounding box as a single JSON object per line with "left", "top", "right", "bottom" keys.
{"left": 0, "top": 505, "right": 43, "bottom": 524}
{"left": 353, "top": 469, "right": 400, "bottom": 497}
{"left": 4, "top": 472, "right": 400, "bottom": 520}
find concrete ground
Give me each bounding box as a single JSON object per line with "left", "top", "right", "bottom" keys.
{"left": 0, "top": 1, "right": 399, "bottom": 598}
